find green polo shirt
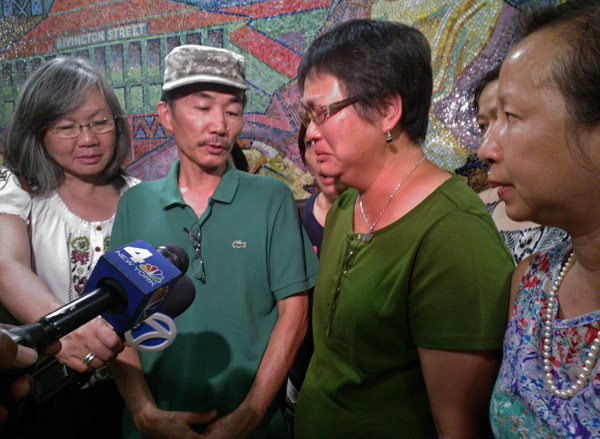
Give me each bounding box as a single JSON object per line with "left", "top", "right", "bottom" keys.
{"left": 110, "top": 160, "right": 319, "bottom": 438}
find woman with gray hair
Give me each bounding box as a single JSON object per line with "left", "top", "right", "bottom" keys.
{"left": 0, "top": 56, "right": 138, "bottom": 438}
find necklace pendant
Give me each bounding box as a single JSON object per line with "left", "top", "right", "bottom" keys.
{"left": 357, "top": 156, "right": 426, "bottom": 243}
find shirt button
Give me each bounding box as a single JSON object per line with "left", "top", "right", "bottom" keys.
{"left": 96, "top": 225, "right": 102, "bottom": 231}
{"left": 95, "top": 246, "right": 101, "bottom": 252}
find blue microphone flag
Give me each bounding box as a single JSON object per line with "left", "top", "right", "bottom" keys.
{"left": 81, "top": 239, "right": 182, "bottom": 334}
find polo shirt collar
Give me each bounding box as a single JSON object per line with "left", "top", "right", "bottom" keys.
{"left": 211, "top": 161, "right": 239, "bottom": 204}
{"left": 158, "top": 159, "right": 239, "bottom": 209}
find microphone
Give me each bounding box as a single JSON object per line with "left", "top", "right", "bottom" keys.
{"left": 87, "top": 241, "right": 189, "bottom": 337}
{"left": 124, "top": 274, "right": 196, "bottom": 351}
{"left": 0, "top": 242, "right": 192, "bottom": 426}
{"left": 143, "top": 274, "right": 195, "bottom": 319}
{"left": 0, "top": 240, "right": 188, "bottom": 352}
{"left": 11, "top": 274, "right": 196, "bottom": 406}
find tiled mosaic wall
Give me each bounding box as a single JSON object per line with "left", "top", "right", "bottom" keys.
{"left": 0, "top": 0, "right": 560, "bottom": 198}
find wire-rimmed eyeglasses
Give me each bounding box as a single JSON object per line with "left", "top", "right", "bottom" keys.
{"left": 300, "top": 97, "right": 359, "bottom": 128}
{"left": 48, "top": 116, "right": 117, "bottom": 139}
{"left": 184, "top": 221, "right": 206, "bottom": 283}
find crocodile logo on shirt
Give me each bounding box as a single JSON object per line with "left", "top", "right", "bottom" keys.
{"left": 232, "top": 240, "right": 247, "bottom": 248}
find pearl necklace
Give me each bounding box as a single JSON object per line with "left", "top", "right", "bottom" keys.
{"left": 542, "top": 252, "right": 600, "bottom": 399}
{"left": 358, "top": 155, "right": 426, "bottom": 242}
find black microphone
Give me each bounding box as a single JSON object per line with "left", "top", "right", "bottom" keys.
{"left": 146, "top": 274, "right": 195, "bottom": 320}
{"left": 25, "top": 274, "right": 196, "bottom": 404}
{"left": 0, "top": 241, "right": 191, "bottom": 429}
{"left": 124, "top": 274, "right": 196, "bottom": 351}
{"left": 0, "top": 241, "right": 189, "bottom": 353}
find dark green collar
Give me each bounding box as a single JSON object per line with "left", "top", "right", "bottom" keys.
{"left": 158, "top": 159, "right": 239, "bottom": 210}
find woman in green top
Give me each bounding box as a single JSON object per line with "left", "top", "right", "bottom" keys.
{"left": 293, "top": 19, "right": 514, "bottom": 439}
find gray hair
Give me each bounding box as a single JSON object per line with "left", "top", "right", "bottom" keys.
{"left": 2, "top": 56, "right": 131, "bottom": 196}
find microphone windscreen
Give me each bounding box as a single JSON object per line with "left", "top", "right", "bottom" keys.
{"left": 156, "top": 244, "right": 189, "bottom": 274}
{"left": 159, "top": 275, "right": 196, "bottom": 318}
{"left": 124, "top": 275, "right": 195, "bottom": 352}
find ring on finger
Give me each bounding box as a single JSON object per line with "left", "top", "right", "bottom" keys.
{"left": 82, "top": 352, "right": 96, "bottom": 366}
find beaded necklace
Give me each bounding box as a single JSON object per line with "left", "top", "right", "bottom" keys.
{"left": 542, "top": 252, "right": 600, "bottom": 399}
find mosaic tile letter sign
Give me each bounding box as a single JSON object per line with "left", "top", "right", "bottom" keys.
{"left": 0, "top": 0, "right": 560, "bottom": 197}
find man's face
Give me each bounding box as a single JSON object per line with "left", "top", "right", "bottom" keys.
{"left": 158, "top": 83, "right": 244, "bottom": 174}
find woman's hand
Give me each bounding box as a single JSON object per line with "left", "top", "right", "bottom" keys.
{"left": 56, "top": 317, "right": 124, "bottom": 372}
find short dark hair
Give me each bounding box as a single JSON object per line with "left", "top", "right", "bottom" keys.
{"left": 230, "top": 142, "right": 249, "bottom": 172}
{"left": 297, "top": 123, "right": 308, "bottom": 166}
{"left": 471, "top": 65, "right": 501, "bottom": 116}
{"left": 2, "top": 57, "right": 130, "bottom": 196}
{"left": 522, "top": 0, "right": 600, "bottom": 131}
{"left": 297, "top": 19, "right": 432, "bottom": 145}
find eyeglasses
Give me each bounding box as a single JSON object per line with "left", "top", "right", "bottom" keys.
{"left": 300, "top": 97, "right": 359, "bottom": 128}
{"left": 184, "top": 221, "right": 206, "bottom": 283}
{"left": 48, "top": 116, "right": 116, "bottom": 139}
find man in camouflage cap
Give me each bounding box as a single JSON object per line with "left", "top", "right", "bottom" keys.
{"left": 110, "top": 45, "right": 318, "bottom": 439}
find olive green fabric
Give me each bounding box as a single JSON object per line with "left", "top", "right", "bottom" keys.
{"left": 295, "top": 176, "right": 513, "bottom": 439}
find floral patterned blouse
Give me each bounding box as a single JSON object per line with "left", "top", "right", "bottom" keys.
{"left": 0, "top": 167, "right": 139, "bottom": 304}
{"left": 490, "top": 241, "right": 600, "bottom": 438}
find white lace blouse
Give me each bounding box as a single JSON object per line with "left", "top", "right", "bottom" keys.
{"left": 0, "top": 167, "right": 139, "bottom": 304}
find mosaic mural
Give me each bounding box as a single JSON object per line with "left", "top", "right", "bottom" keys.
{"left": 0, "top": 0, "right": 561, "bottom": 198}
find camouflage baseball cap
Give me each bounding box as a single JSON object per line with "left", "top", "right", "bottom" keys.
{"left": 163, "top": 45, "right": 248, "bottom": 91}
